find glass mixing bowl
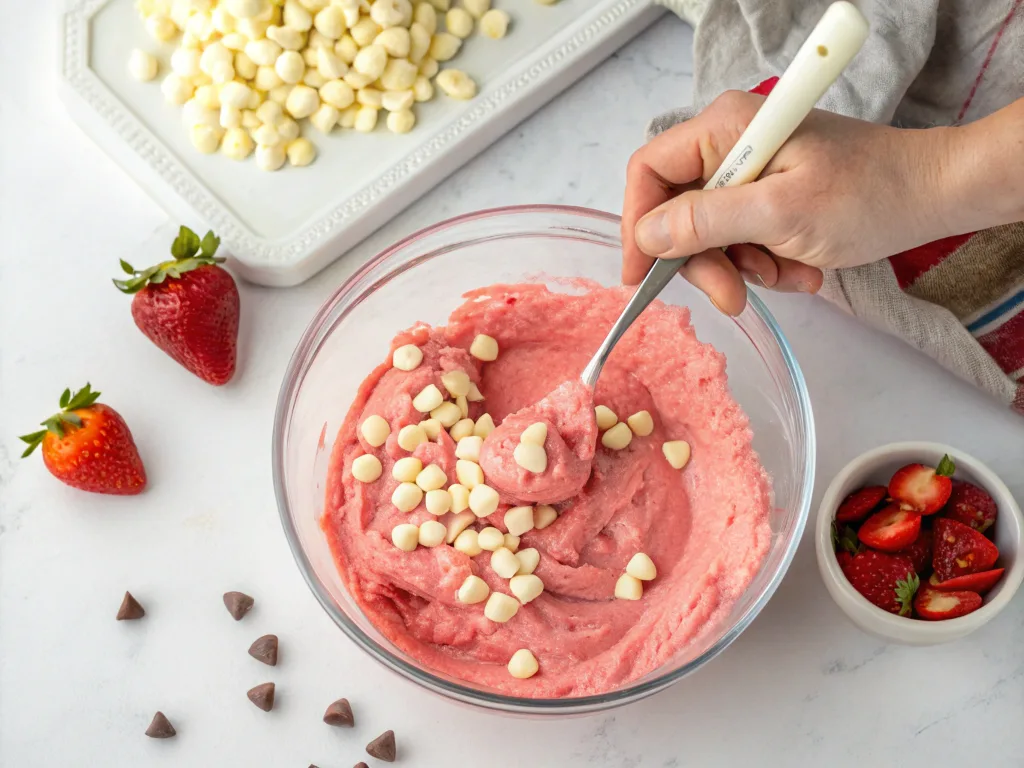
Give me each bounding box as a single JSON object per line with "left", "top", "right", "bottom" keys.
{"left": 273, "top": 205, "right": 815, "bottom": 715}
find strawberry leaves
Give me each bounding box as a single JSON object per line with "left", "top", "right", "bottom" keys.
{"left": 936, "top": 454, "right": 956, "bottom": 478}
{"left": 114, "top": 226, "right": 224, "bottom": 294}
{"left": 19, "top": 384, "right": 102, "bottom": 457}
{"left": 894, "top": 572, "right": 920, "bottom": 616}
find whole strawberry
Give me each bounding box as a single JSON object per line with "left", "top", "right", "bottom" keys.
{"left": 843, "top": 550, "right": 919, "bottom": 616}
{"left": 115, "top": 226, "right": 239, "bottom": 386}
{"left": 20, "top": 384, "right": 146, "bottom": 495}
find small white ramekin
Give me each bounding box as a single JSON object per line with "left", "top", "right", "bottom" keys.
{"left": 815, "top": 442, "right": 1023, "bottom": 645}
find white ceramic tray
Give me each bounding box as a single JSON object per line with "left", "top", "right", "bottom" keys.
{"left": 60, "top": 0, "right": 662, "bottom": 286}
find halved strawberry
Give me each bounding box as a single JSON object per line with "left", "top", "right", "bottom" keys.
{"left": 894, "top": 527, "right": 933, "bottom": 575}
{"left": 858, "top": 504, "right": 922, "bottom": 552}
{"left": 842, "top": 551, "right": 919, "bottom": 616}
{"left": 933, "top": 518, "right": 1000, "bottom": 581}
{"left": 836, "top": 551, "right": 855, "bottom": 571}
{"left": 931, "top": 568, "right": 1004, "bottom": 595}
{"left": 888, "top": 455, "right": 955, "bottom": 514}
{"left": 913, "top": 587, "right": 982, "bottom": 620}
{"left": 835, "top": 485, "right": 887, "bottom": 524}
{"left": 943, "top": 480, "right": 998, "bottom": 535}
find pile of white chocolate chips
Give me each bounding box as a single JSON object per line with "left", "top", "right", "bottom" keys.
{"left": 130, "top": 0, "right": 558, "bottom": 170}
{"left": 350, "top": 334, "right": 695, "bottom": 681}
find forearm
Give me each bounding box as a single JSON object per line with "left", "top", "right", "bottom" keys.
{"left": 935, "top": 97, "right": 1024, "bottom": 236}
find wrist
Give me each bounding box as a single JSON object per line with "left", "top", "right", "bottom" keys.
{"left": 933, "top": 99, "right": 1024, "bottom": 234}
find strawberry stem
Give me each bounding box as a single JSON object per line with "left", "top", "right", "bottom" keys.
{"left": 113, "top": 226, "right": 224, "bottom": 295}
{"left": 895, "top": 572, "right": 920, "bottom": 616}
{"left": 19, "top": 384, "right": 101, "bottom": 457}
{"left": 936, "top": 454, "right": 956, "bottom": 477}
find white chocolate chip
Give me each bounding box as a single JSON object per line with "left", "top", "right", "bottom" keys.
{"left": 161, "top": 74, "right": 195, "bottom": 105}
{"left": 435, "top": 68, "right": 476, "bottom": 99}
{"left": 466, "top": 382, "right": 485, "bottom": 402}
{"left": 381, "top": 89, "right": 415, "bottom": 112}
{"left": 287, "top": 137, "right": 316, "bottom": 167}
{"left": 380, "top": 58, "right": 419, "bottom": 91}
{"left": 504, "top": 506, "right": 534, "bottom": 536}
{"left": 595, "top": 405, "right": 618, "bottom": 430}
{"left": 284, "top": 0, "right": 314, "bottom": 30}
{"left": 317, "top": 47, "right": 348, "bottom": 79}
{"left": 220, "top": 104, "right": 242, "bottom": 129}
{"left": 469, "top": 334, "right": 498, "bottom": 361}
{"left": 455, "top": 435, "right": 483, "bottom": 462}
{"left": 509, "top": 574, "right": 543, "bottom": 604}
{"left": 252, "top": 123, "right": 281, "bottom": 147}
{"left": 376, "top": 26, "right": 411, "bottom": 57}
{"left": 513, "top": 442, "right": 547, "bottom": 474}
{"left": 392, "top": 456, "right": 423, "bottom": 482}
{"left": 445, "top": 7, "right": 473, "bottom": 37}
{"left": 415, "top": 463, "right": 447, "bottom": 492}
{"left": 418, "top": 519, "right": 447, "bottom": 547}
{"left": 145, "top": 14, "right": 178, "bottom": 42}
{"left": 458, "top": 574, "right": 489, "bottom": 604}
{"left": 627, "top": 410, "right": 654, "bottom": 437}
{"left": 469, "top": 484, "right": 499, "bottom": 517}
{"left": 191, "top": 124, "right": 224, "bottom": 153}
{"left": 351, "top": 454, "right": 383, "bottom": 483}
{"left": 245, "top": 38, "right": 282, "bottom": 66}
{"left": 473, "top": 413, "right": 495, "bottom": 438}
{"left": 484, "top": 592, "right": 519, "bottom": 623}
{"left": 507, "top": 648, "right": 538, "bottom": 679}
{"left": 391, "top": 482, "right": 423, "bottom": 512}
{"left": 515, "top": 547, "right": 539, "bottom": 575}
{"left": 626, "top": 553, "right": 657, "bottom": 581}
{"left": 453, "top": 528, "right": 482, "bottom": 556}
{"left": 397, "top": 424, "right": 428, "bottom": 451}
{"left": 419, "top": 56, "right": 439, "bottom": 77}
{"left": 662, "top": 440, "right": 691, "bottom": 470}
{"left": 533, "top": 504, "right": 557, "bottom": 530}
{"left": 412, "top": 384, "right": 444, "bottom": 413}
{"left": 321, "top": 78, "right": 356, "bottom": 109}
{"left": 255, "top": 142, "right": 286, "bottom": 171}
{"left": 409, "top": 25, "right": 431, "bottom": 63}
{"left": 286, "top": 84, "right": 320, "bottom": 118}
{"left": 129, "top": 49, "right": 159, "bottom": 81}
{"left": 268, "top": 25, "right": 306, "bottom": 51}
{"left": 477, "top": 526, "right": 503, "bottom": 551}
{"left": 440, "top": 370, "right": 471, "bottom": 398}
{"left": 449, "top": 483, "right": 470, "bottom": 513}
{"left": 490, "top": 547, "right": 520, "bottom": 579}
{"left": 304, "top": 68, "right": 327, "bottom": 89}
{"left": 392, "top": 344, "right": 423, "bottom": 371}
{"left": 462, "top": 0, "right": 490, "bottom": 18}
{"left": 601, "top": 422, "right": 633, "bottom": 451}
{"left": 256, "top": 100, "right": 285, "bottom": 124}
{"left": 313, "top": 5, "right": 346, "bottom": 38}
{"left": 429, "top": 32, "right": 461, "bottom": 62}
{"left": 275, "top": 49, "right": 306, "bottom": 83}
{"left": 309, "top": 102, "right": 340, "bottom": 133}
{"left": 455, "top": 460, "right": 484, "bottom": 489}
{"left": 520, "top": 422, "right": 547, "bottom": 446}
{"left": 615, "top": 573, "right": 643, "bottom": 600}
{"left": 413, "top": 3, "right": 437, "bottom": 33}
{"left": 456, "top": 395, "right": 469, "bottom": 418}
{"left": 386, "top": 108, "right": 416, "bottom": 134}
{"left": 392, "top": 523, "right": 419, "bottom": 551}
{"left": 357, "top": 87, "right": 383, "bottom": 108}
{"left": 450, "top": 419, "right": 475, "bottom": 442}
{"left": 419, "top": 419, "right": 442, "bottom": 439}
{"left": 222, "top": 127, "right": 255, "bottom": 159}
{"left": 430, "top": 401, "right": 461, "bottom": 428}
{"left": 445, "top": 509, "right": 475, "bottom": 543}
{"left": 479, "top": 8, "right": 509, "bottom": 39}
{"left": 503, "top": 533, "right": 520, "bottom": 553}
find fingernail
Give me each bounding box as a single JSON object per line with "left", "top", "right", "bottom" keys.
{"left": 635, "top": 212, "right": 673, "bottom": 256}
{"left": 741, "top": 270, "right": 768, "bottom": 288}
{"left": 797, "top": 280, "right": 815, "bottom": 293}
{"left": 709, "top": 294, "right": 724, "bottom": 313}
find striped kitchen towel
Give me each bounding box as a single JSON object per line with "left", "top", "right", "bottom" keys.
{"left": 651, "top": 0, "right": 1024, "bottom": 414}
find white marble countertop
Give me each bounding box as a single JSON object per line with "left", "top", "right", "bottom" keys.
{"left": 3, "top": 8, "right": 1024, "bottom": 768}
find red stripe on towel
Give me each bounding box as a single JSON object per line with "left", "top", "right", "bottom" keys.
{"left": 887, "top": 233, "right": 975, "bottom": 289}
{"left": 978, "top": 309, "right": 1024, "bottom": 377}
{"left": 957, "top": 0, "right": 1022, "bottom": 122}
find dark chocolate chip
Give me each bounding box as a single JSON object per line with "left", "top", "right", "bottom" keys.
{"left": 322, "top": 698, "right": 354, "bottom": 727}
{"left": 223, "top": 591, "right": 254, "bottom": 621}
{"left": 145, "top": 711, "right": 175, "bottom": 738}
{"left": 248, "top": 634, "right": 279, "bottom": 666}
{"left": 247, "top": 682, "right": 275, "bottom": 711}
{"left": 354, "top": 763, "right": 369, "bottom": 768}
{"left": 117, "top": 592, "right": 145, "bottom": 621}
{"left": 366, "top": 730, "right": 396, "bottom": 762}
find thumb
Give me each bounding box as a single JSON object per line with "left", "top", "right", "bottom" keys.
{"left": 634, "top": 178, "right": 790, "bottom": 259}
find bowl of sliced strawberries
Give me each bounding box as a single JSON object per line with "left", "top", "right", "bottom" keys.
{"left": 815, "top": 442, "right": 1023, "bottom": 645}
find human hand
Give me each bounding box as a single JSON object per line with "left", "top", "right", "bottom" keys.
{"left": 622, "top": 90, "right": 951, "bottom": 314}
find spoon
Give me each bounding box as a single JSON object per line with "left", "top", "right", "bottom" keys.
{"left": 580, "top": 0, "right": 869, "bottom": 389}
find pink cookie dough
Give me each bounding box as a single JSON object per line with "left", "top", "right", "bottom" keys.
{"left": 322, "top": 283, "right": 772, "bottom": 698}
